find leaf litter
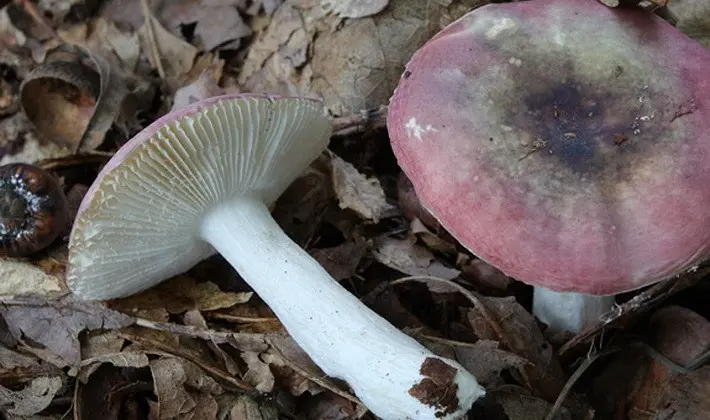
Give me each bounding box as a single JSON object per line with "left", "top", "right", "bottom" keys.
{"left": 0, "top": 1, "right": 708, "bottom": 420}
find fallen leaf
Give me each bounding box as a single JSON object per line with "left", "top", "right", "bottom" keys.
{"left": 310, "top": 0, "right": 490, "bottom": 114}
{"left": 321, "top": 0, "right": 389, "bottom": 18}
{"left": 310, "top": 241, "right": 365, "bottom": 280}
{"left": 454, "top": 340, "right": 528, "bottom": 387}
{"left": 0, "top": 295, "right": 134, "bottom": 365}
{"left": 467, "top": 296, "right": 567, "bottom": 401}
{"left": 81, "top": 330, "right": 126, "bottom": 359}
{"left": 240, "top": 351, "right": 275, "bottom": 392}
{"left": 138, "top": 8, "right": 198, "bottom": 81}
{"left": 0, "top": 376, "right": 62, "bottom": 416}
{"left": 0, "top": 259, "right": 63, "bottom": 296}
{"left": 372, "top": 236, "right": 461, "bottom": 279}
{"left": 0, "top": 344, "right": 39, "bottom": 369}
{"left": 172, "top": 70, "right": 224, "bottom": 111}
{"left": 625, "top": 306, "right": 710, "bottom": 420}
{"left": 330, "top": 153, "right": 390, "bottom": 222}
{"left": 75, "top": 363, "right": 153, "bottom": 420}
{"left": 496, "top": 390, "right": 573, "bottom": 420}
{"left": 160, "top": 1, "right": 251, "bottom": 51}
{"left": 229, "top": 395, "right": 280, "bottom": 420}
{"left": 150, "top": 357, "right": 224, "bottom": 419}
{"left": 19, "top": 57, "right": 100, "bottom": 149}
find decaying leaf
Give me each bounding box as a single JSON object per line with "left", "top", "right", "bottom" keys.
{"left": 330, "top": 153, "right": 390, "bottom": 222}
{"left": 109, "top": 276, "right": 253, "bottom": 319}
{"left": 0, "top": 344, "right": 40, "bottom": 369}
{"left": 150, "top": 357, "right": 224, "bottom": 420}
{"left": 160, "top": 1, "right": 252, "bottom": 51}
{"left": 172, "top": 71, "right": 225, "bottom": 111}
{"left": 625, "top": 306, "right": 710, "bottom": 420}
{"left": 454, "top": 340, "right": 528, "bottom": 387}
{"left": 229, "top": 395, "right": 280, "bottom": 420}
{"left": 310, "top": 241, "right": 366, "bottom": 280}
{"left": 372, "top": 236, "right": 461, "bottom": 279}
{"left": 240, "top": 351, "right": 275, "bottom": 392}
{"left": 321, "top": 0, "right": 389, "bottom": 18}
{"left": 468, "top": 296, "right": 567, "bottom": 401}
{"left": 0, "top": 296, "right": 134, "bottom": 366}
{"left": 496, "top": 390, "right": 573, "bottom": 420}
{"left": 310, "top": 0, "right": 490, "bottom": 114}
{"left": 0, "top": 259, "right": 63, "bottom": 296}
{"left": 0, "top": 376, "right": 62, "bottom": 416}
{"left": 138, "top": 8, "right": 198, "bottom": 81}
{"left": 75, "top": 363, "right": 153, "bottom": 420}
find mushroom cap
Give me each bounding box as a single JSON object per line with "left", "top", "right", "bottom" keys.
{"left": 387, "top": 0, "right": 710, "bottom": 295}
{"left": 0, "top": 163, "right": 69, "bottom": 257}
{"left": 68, "top": 93, "right": 332, "bottom": 300}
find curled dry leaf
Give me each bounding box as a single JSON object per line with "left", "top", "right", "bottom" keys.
{"left": 468, "top": 296, "right": 567, "bottom": 402}
{"left": 625, "top": 305, "right": 710, "bottom": 420}
{"left": 76, "top": 363, "right": 154, "bottom": 420}
{"left": 138, "top": 7, "right": 198, "bottom": 82}
{"left": 150, "top": 357, "right": 224, "bottom": 420}
{"left": 0, "top": 376, "right": 62, "bottom": 416}
{"left": 309, "top": 0, "right": 491, "bottom": 114}
{"left": 229, "top": 395, "right": 280, "bottom": 420}
{"left": 310, "top": 241, "right": 366, "bottom": 281}
{"left": 330, "top": 153, "right": 390, "bottom": 222}
{"left": 240, "top": 351, "right": 275, "bottom": 393}
{"left": 372, "top": 235, "right": 461, "bottom": 279}
{"left": 0, "top": 259, "right": 63, "bottom": 296}
{"left": 0, "top": 295, "right": 134, "bottom": 366}
{"left": 321, "top": 0, "right": 389, "bottom": 18}
{"left": 453, "top": 340, "right": 528, "bottom": 387}
{"left": 20, "top": 58, "right": 100, "bottom": 149}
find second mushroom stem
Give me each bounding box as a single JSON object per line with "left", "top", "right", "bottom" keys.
{"left": 532, "top": 287, "right": 616, "bottom": 334}
{"left": 200, "top": 196, "right": 484, "bottom": 420}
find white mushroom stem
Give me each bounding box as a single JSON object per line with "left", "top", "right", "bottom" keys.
{"left": 532, "top": 287, "right": 616, "bottom": 334}
{"left": 200, "top": 196, "right": 484, "bottom": 420}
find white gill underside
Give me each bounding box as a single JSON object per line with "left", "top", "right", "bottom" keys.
{"left": 67, "top": 97, "right": 332, "bottom": 300}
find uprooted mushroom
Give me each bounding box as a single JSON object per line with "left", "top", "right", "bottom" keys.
{"left": 65, "top": 94, "right": 484, "bottom": 420}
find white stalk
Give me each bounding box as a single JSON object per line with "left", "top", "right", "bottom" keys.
{"left": 200, "top": 196, "right": 484, "bottom": 420}
{"left": 533, "top": 287, "right": 616, "bottom": 334}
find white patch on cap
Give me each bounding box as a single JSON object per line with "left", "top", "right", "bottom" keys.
{"left": 508, "top": 57, "right": 522, "bottom": 67}
{"left": 486, "top": 17, "right": 516, "bottom": 39}
{"left": 405, "top": 117, "right": 438, "bottom": 141}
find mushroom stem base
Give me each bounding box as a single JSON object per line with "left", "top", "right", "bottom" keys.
{"left": 533, "top": 287, "right": 616, "bottom": 334}
{"left": 200, "top": 196, "right": 484, "bottom": 420}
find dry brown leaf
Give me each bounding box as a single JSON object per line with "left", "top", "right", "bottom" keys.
{"left": 240, "top": 351, "right": 275, "bottom": 392}
{"left": 172, "top": 71, "right": 225, "bottom": 111}
{"left": 625, "top": 306, "right": 710, "bottom": 420}
{"left": 75, "top": 363, "right": 153, "bottom": 420}
{"left": 272, "top": 167, "right": 331, "bottom": 247}
{"left": 0, "top": 259, "right": 63, "bottom": 296}
{"left": 372, "top": 236, "right": 461, "bottom": 279}
{"left": 0, "top": 296, "right": 134, "bottom": 365}
{"left": 330, "top": 153, "right": 390, "bottom": 222}
{"left": 160, "top": 1, "right": 251, "bottom": 51}
{"left": 229, "top": 395, "right": 280, "bottom": 420}
{"left": 150, "top": 357, "right": 224, "bottom": 420}
{"left": 110, "top": 276, "right": 252, "bottom": 318}
{"left": 75, "top": 351, "right": 151, "bottom": 381}
{"left": 0, "top": 344, "right": 39, "bottom": 369}
{"left": 81, "top": 330, "right": 126, "bottom": 359}
{"left": 310, "top": 0, "right": 490, "bottom": 114}
{"left": 0, "top": 376, "right": 62, "bottom": 416}
{"left": 321, "top": 0, "right": 389, "bottom": 18}
{"left": 310, "top": 241, "right": 365, "bottom": 280}
{"left": 454, "top": 340, "right": 528, "bottom": 387}
{"left": 458, "top": 256, "right": 513, "bottom": 291}
{"left": 468, "top": 296, "right": 567, "bottom": 401}
{"left": 237, "top": 2, "right": 315, "bottom": 96}
{"left": 496, "top": 390, "right": 572, "bottom": 420}
{"left": 411, "top": 219, "right": 457, "bottom": 255}
{"left": 138, "top": 9, "right": 197, "bottom": 81}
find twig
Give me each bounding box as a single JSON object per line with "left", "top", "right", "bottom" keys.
{"left": 139, "top": 0, "right": 166, "bottom": 80}
{"left": 331, "top": 106, "right": 387, "bottom": 137}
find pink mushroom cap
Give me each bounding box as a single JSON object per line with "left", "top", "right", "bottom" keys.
{"left": 387, "top": 0, "right": 710, "bottom": 295}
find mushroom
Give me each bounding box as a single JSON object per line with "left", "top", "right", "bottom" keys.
{"left": 0, "top": 163, "right": 69, "bottom": 257}
{"left": 387, "top": 0, "right": 710, "bottom": 333}
{"left": 66, "top": 93, "right": 484, "bottom": 419}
